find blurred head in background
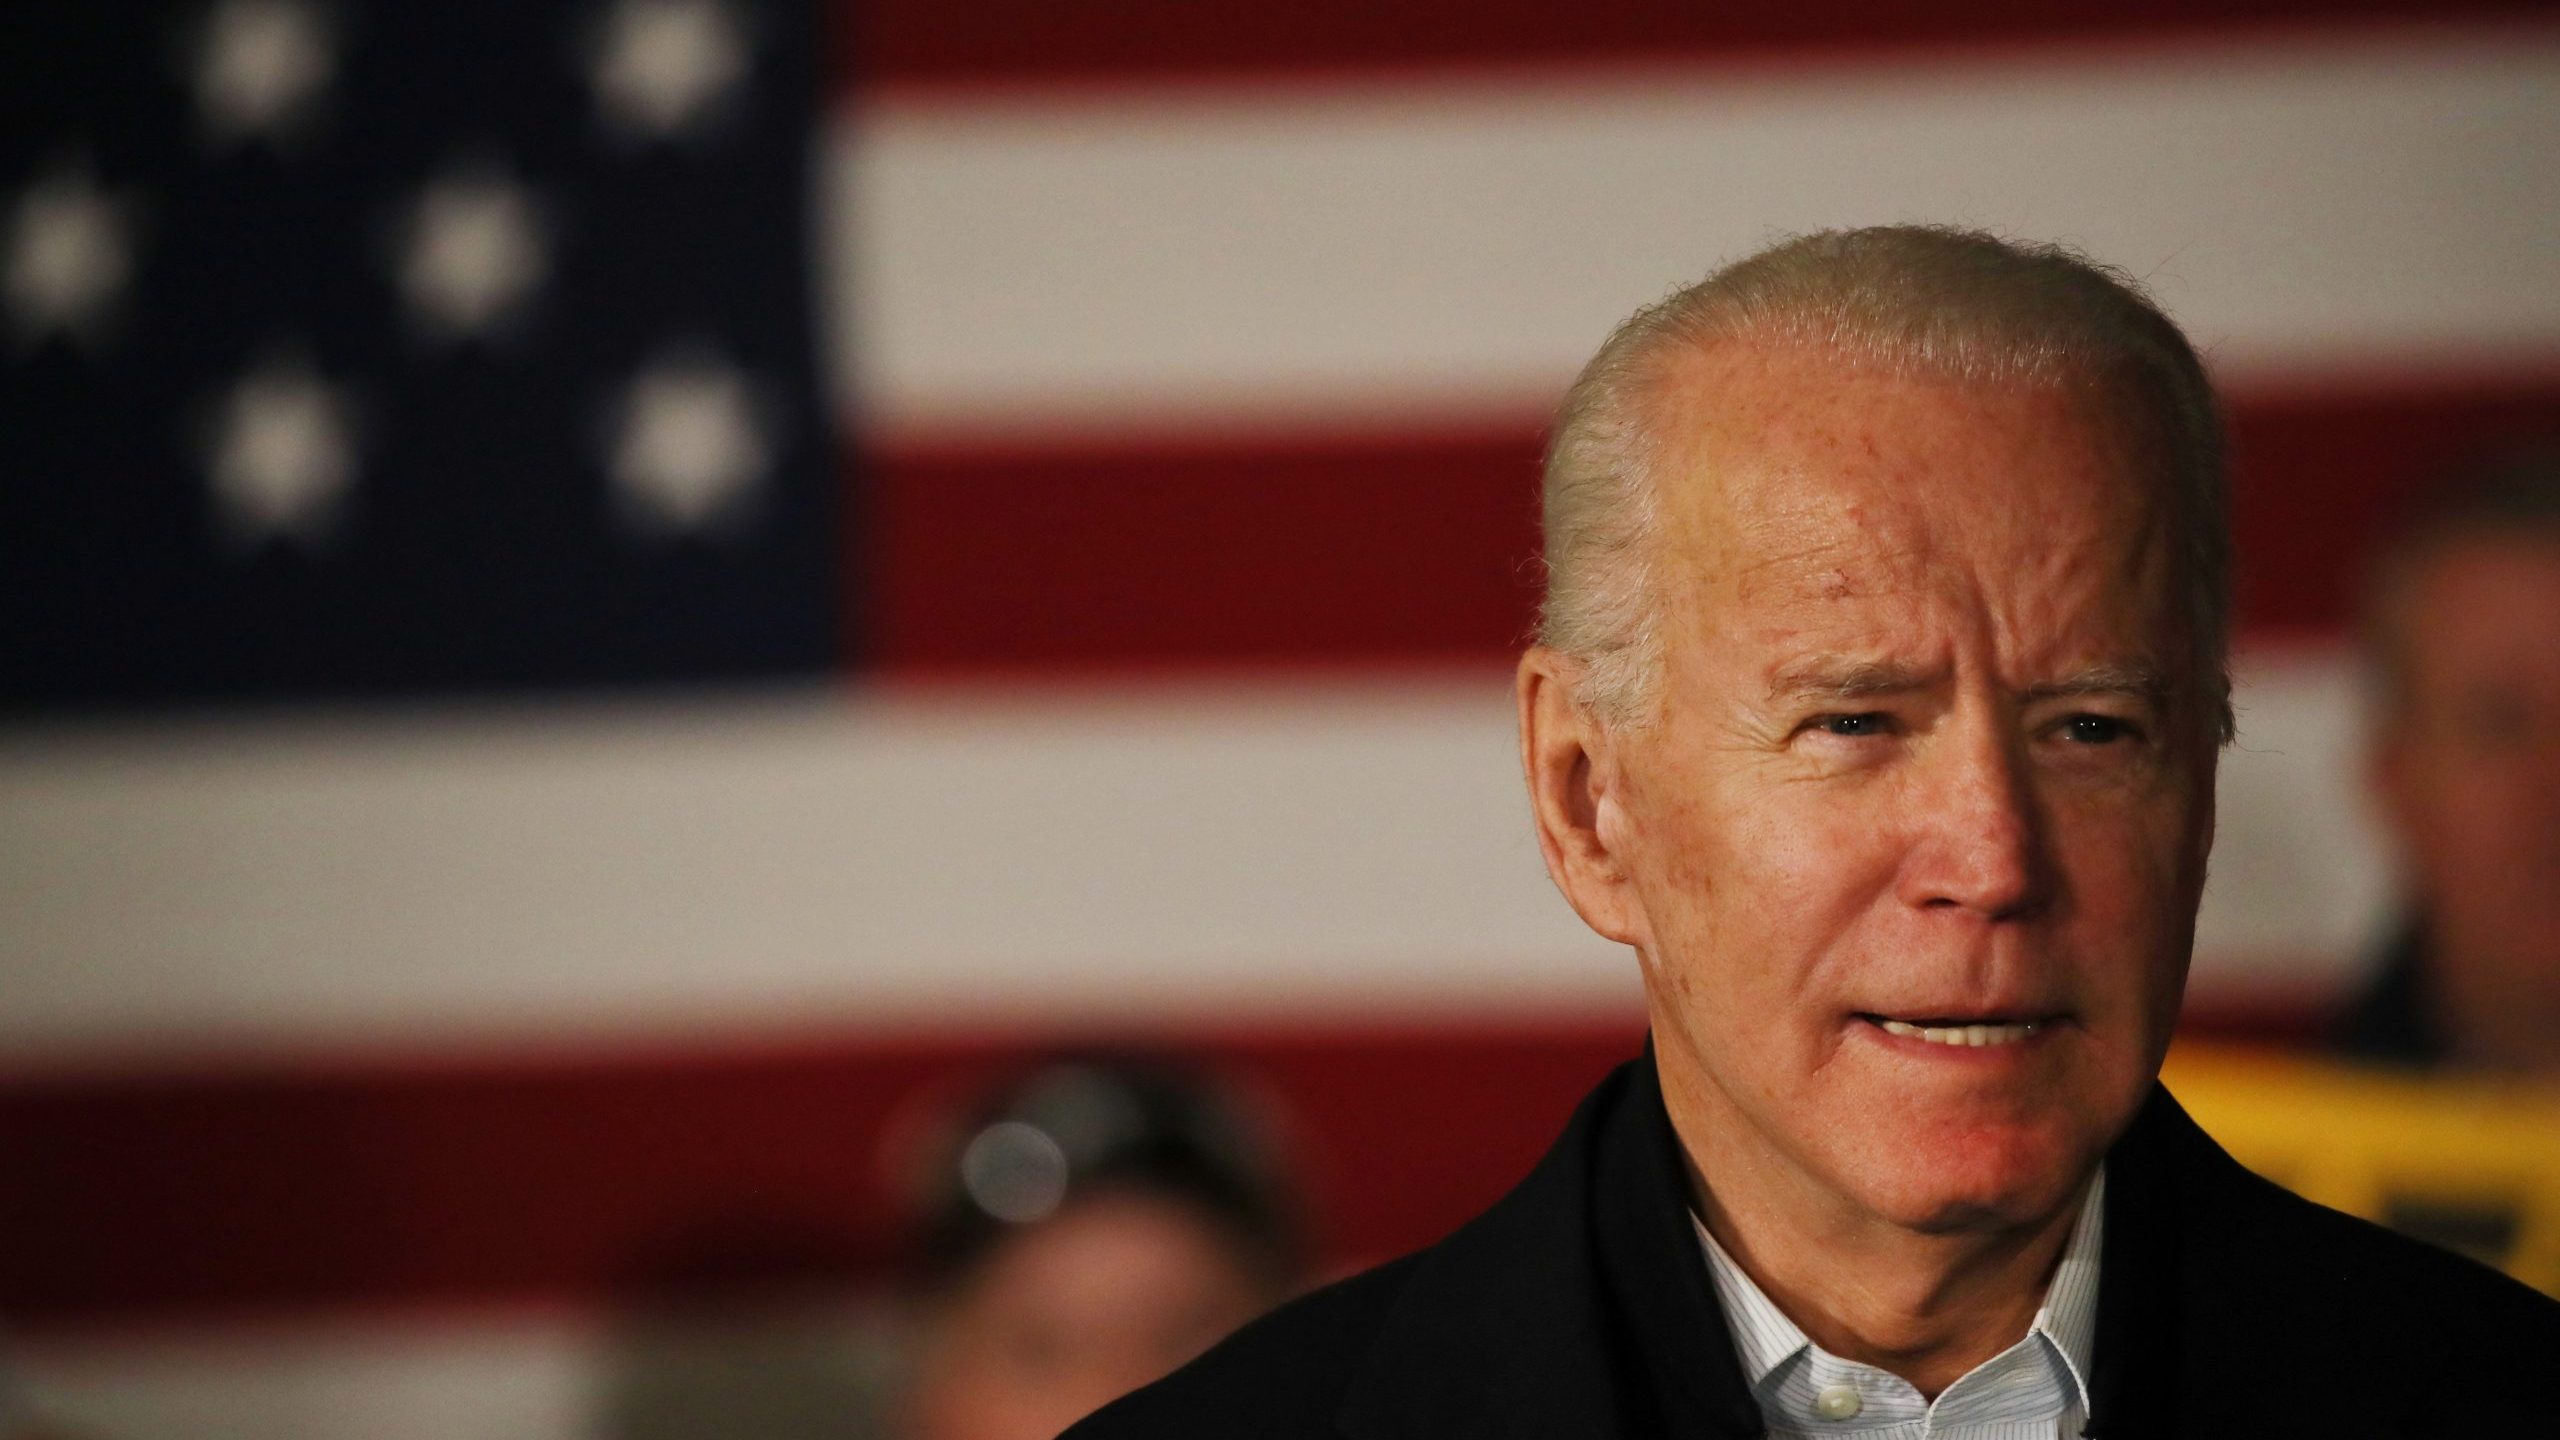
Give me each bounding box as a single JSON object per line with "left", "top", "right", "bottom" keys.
{"left": 2349, "top": 453, "right": 2560, "bottom": 1076}
{"left": 898, "top": 1057, "right": 1301, "bottom": 1440}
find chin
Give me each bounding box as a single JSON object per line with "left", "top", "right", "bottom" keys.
{"left": 1852, "top": 1120, "right": 2098, "bottom": 1236}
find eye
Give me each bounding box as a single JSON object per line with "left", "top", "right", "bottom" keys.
{"left": 2061, "top": 713, "right": 2137, "bottom": 745}
{"left": 1815, "top": 712, "right": 1894, "bottom": 738}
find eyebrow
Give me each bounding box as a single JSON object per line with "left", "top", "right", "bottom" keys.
{"left": 1766, "top": 658, "right": 1945, "bottom": 703}
{"left": 1765, "top": 658, "right": 2172, "bottom": 705}
{"left": 2023, "top": 662, "right": 2172, "bottom": 706}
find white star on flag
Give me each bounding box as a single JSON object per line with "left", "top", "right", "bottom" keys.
{"left": 396, "top": 167, "right": 548, "bottom": 340}
{"left": 4, "top": 164, "right": 130, "bottom": 348}
{"left": 194, "top": 0, "right": 335, "bottom": 144}
{"left": 608, "top": 351, "right": 767, "bottom": 536}
{"left": 589, "top": 0, "right": 748, "bottom": 140}
{"left": 208, "top": 356, "right": 355, "bottom": 546}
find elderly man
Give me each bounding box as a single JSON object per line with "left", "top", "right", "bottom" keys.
{"left": 1069, "top": 228, "right": 2560, "bottom": 1440}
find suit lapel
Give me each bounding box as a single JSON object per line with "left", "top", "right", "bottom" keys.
{"left": 1590, "top": 1055, "right": 1769, "bottom": 1438}
{"left": 1334, "top": 1054, "right": 1766, "bottom": 1440}
{"left": 2083, "top": 1086, "right": 2187, "bottom": 1438}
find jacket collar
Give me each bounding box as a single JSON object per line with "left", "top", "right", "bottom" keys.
{"left": 1335, "top": 1052, "right": 1765, "bottom": 1439}
{"left": 2081, "top": 1086, "right": 2200, "bottom": 1439}
{"left": 1334, "top": 1049, "right": 2213, "bottom": 1440}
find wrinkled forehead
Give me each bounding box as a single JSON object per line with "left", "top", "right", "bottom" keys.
{"left": 1648, "top": 343, "right": 2184, "bottom": 602}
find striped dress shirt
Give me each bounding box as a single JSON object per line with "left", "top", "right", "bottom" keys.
{"left": 1692, "top": 1171, "right": 2104, "bottom": 1439}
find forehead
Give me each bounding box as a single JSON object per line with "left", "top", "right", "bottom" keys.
{"left": 1648, "top": 344, "right": 2179, "bottom": 634}
{"left": 2394, "top": 535, "right": 2560, "bottom": 681}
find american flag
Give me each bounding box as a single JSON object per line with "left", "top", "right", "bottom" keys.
{"left": 3, "top": 3, "right": 2556, "bottom": 1435}
{"left": 2, "top": 0, "right": 835, "bottom": 705}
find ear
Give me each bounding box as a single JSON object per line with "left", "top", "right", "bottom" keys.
{"left": 1517, "top": 646, "right": 1646, "bottom": 947}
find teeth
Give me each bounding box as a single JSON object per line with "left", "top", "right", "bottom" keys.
{"left": 1876, "top": 1019, "right": 2040, "bottom": 1047}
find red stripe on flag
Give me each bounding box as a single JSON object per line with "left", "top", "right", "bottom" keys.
{"left": 0, "top": 997, "right": 2338, "bottom": 1333}
{"left": 864, "top": 426, "right": 1548, "bottom": 673}
{"left": 2228, "top": 372, "right": 2560, "bottom": 640}
{"left": 847, "top": 1, "right": 2560, "bottom": 93}
{"left": 861, "top": 376, "right": 2560, "bottom": 674}
{"left": 3, "top": 1020, "right": 1642, "bottom": 1334}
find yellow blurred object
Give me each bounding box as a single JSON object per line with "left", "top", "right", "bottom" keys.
{"left": 2162, "top": 1043, "right": 2560, "bottom": 1296}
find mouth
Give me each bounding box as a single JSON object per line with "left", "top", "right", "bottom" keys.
{"left": 1856, "top": 1013, "right": 2054, "bottom": 1049}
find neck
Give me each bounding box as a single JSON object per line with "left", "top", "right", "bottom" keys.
{"left": 1660, "top": 1058, "right": 2089, "bottom": 1399}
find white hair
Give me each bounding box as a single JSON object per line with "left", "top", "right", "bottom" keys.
{"left": 1538, "top": 225, "right": 2231, "bottom": 741}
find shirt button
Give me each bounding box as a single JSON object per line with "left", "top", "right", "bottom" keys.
{"left": 1814, "top": 1383, "right": 1863, "bottom": 1421}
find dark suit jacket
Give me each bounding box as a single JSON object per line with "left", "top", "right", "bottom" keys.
{"left": 1068, "top": 1055, "right": 2560, "bottom": 1439}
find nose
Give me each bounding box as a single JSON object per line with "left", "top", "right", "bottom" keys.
{"left": 1897, "top": 720, "right": 2051, "bottom": 920}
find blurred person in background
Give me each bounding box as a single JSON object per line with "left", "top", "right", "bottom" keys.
{"left": 897, "top": 1057, "right": 1302, "bottom": 1440}
{"left": 2335, "top": 454, "right": 2560, "bottom": 1076}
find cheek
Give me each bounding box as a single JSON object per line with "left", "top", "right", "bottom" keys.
{"left": 2411, "top": 770, "right": 2560, "bottom": 918}
{"left": 2081, "top": 801, "right": 2195, "bottom": 911}
{"left": 2390, "top": 762, "right": 2511, "bottom": 891}
{"left": 2437, "top": 767, "right": 2543, "bottom": 853}
{"left": 1625, "top": 769, "right": 1901, "bottom": 1004}
{"left": 2047, "top": 793, "right": 2204, "bottom": 1017}
{"left": 2041, "top": 788, "right": 2142, "bottom": 905}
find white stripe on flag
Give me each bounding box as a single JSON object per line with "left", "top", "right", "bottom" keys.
{"left": 838, "top": 26, "right": 2560, "bottom": 444}
{"left": 0, "top": 654, "right": 2384, "bottom": 1061}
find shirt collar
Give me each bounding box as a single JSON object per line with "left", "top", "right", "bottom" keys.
{"left": 1691, "top": 1167, "right": 2105, "bottom": 1411}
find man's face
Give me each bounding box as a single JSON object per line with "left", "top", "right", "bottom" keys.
{"left": 1596, "top": 346, "right": 2216, "bottom": 1236}
{"left": 2373, "top": 535, "right": 2560, "bottom": 1070}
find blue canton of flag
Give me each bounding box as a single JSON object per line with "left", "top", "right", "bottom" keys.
{"left": 1, "top": 0, "right": 841, "bottom": 710}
